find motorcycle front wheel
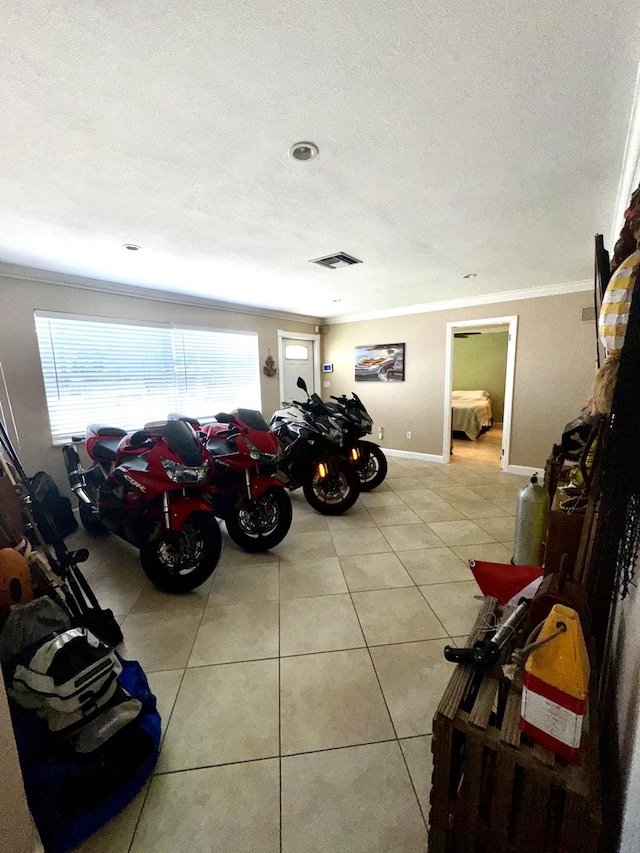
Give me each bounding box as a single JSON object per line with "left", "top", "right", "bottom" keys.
{"left": 225, "top": 486, "right": 293, "bottom": 552}
{"left": 139, "top": 510, "right": 222, "bottom": 593}
{"left": 355, "top": 440, "right": 388, "bottom": 492}
{"left": 302, "top": 457, "right": 360, "bottom": 515}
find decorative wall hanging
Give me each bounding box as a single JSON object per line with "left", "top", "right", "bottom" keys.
{"left": 263, "top": 350, "right": 277, "bottom": 378}
{"left": 354, "top": 343, "right": 404, "bottom": 382}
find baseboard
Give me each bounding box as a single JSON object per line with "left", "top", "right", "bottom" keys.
{"left": 504, "top": 464, "right": 544, "bottom": 478}
{"left": 384, "top": 450, "right": 542, "bottom": 476}
{"left": 384, "top": 448, "right": 445, "bottom": 464}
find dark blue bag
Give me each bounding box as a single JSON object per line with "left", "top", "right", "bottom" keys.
{"left": 9, "top": 657, "right": 160, "bottom": 853}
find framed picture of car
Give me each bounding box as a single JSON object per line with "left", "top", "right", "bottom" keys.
{"left": 354, "top": 343, "right": 405, "bottom": 382}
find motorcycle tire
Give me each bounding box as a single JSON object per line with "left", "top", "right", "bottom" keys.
{"left": 79, "top": 501, "right": 109, "bottom": 536}
{"left": 302, "top": 457, "right": 360, "bottom": 515}
{"left": 225, "top": 486, "right": 293, "bottom": 552}
{"left": 139, "top": 510, "right": 222, "bottom": 593}
{"left": 355, "top": 440, "right": 388, "bottom": 492}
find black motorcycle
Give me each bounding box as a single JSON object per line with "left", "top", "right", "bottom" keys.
{"left": 291, "top": 379, "right": 388, "bottom": 492}
{"left": 325, "top": 391, "right": 388, "bottom": 491}
{"left": 270, "top": 381, "right": 360, "bottom": 515}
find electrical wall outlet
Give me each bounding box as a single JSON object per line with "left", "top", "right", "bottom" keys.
{"left": 406, "top": 431, "right": 412, "bottom": 439}
{"left": 378, "top": 427, "right": 384, "bottom": 440}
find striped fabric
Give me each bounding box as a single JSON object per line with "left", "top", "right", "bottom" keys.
{"left": 599, "top": 249, "right": 640, "bottom": 354}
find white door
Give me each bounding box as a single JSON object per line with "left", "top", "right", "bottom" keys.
{"left": 281, "top": 337, "right": 316, "bottom": 403}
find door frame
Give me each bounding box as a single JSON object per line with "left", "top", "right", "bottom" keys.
{"left": 442, "top": 315, "right": 518, "bottom": 471}
{"left": 277, "top": 329, "right": 322, "bottom": 404}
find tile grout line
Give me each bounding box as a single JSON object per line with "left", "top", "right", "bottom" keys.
{"left": 278, "top": 555, "right": 283, "bottom": 853}
{"left": 123, "top": 551, "right": 217, "bottom": 852}
{"left": 337, "top": 539, "right": 430, "bottom": 833}
{"left": 152, "top": 736, "right": 407, "bottom": 775}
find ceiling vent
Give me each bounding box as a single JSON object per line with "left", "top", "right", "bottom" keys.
{"left": 310, "top": 252, "right": 362, "bottom": 270}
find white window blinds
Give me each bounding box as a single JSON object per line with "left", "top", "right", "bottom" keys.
{"left": 35, "top": 313, "right": 261, "bottom": 442}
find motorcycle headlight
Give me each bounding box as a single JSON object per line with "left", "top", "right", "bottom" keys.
{"left": 319, "top": 420, "right": 342, "bottom": 444}
{"left": 161, "top": 457, "right": 210, "bottom": 484}
{"left": 245, "top": 437, "right": 283, "bottom": 464}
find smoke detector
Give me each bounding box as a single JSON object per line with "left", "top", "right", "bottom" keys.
{"left": 290, "top": 142, "right": 319, "bottom": 161}
{"left": 310, "top": 252, "right": 362, "bottom": 270}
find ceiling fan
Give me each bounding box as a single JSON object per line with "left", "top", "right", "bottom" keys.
{"left": 454, "top": 332, "right": 482, "bottom": 339}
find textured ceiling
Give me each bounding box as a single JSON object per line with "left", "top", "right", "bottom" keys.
{"left": 1, "top": 1, "right": 639, "bottom": 320}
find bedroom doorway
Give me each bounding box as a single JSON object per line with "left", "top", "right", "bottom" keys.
{"left": 442, "top": 316, "right": 518, "bottom": 471}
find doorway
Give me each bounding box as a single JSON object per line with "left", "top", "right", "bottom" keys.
{"left": 442, "top": 316, "right": 518, "bottom": 470}
{"left": 277, "top": 330, "right": 321, "bottom": 405}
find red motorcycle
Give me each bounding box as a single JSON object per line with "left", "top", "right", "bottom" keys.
{"left": 169, "top": 409, "right": 292, "bottom": 552}
{"left": 62, "top": 420, "right": 222, "bottom": 593}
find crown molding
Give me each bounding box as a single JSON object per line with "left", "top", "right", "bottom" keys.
{"left": 324, "top": 279, "right": 592, "bottom": 325}
{"left": 0, "top": 261, "right": 593, "bottom": 328}
{"left": 0, "top": 262, "right": 321, "bottom": 326}
{"left": 610, "top": 61, "right": 640, "bottom": 250}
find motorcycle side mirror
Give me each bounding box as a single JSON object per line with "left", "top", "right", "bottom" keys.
{"left": 296, "top": 377, "right": 308, "bottom": 394}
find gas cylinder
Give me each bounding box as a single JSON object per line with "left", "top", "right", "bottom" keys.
{"left": 512, "top": 473, "right": 550, "bottom": 566}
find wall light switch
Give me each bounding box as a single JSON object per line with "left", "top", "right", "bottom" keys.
{"left": 323, "top": 380, "right": 331, "bottom": 388}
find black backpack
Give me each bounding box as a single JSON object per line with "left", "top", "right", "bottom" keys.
{"left": 29, "top": 471, "right": 78, "bottom": 541}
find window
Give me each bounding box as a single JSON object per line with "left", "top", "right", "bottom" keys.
{"left": 35, "top": 312, "right": 261, "bottom": 442}
{"left": 285, "top": 344, "right": 309, "bottom": 360}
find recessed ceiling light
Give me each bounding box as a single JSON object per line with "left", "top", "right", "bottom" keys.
{"left": 123, "top": 244, "right": 142, "bottom": 251}
{"left": 462, "top": 273, "right": 477, "bottom": 279}
{"left": 290, "top": 142, "right": 319, "bottom": 161}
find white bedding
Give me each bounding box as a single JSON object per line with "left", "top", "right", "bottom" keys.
{"left": 451, "top": 390, "right": 492, "bottom": 440}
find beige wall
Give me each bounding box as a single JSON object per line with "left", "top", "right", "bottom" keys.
{"left": 0, "top": 271, "right": 318, "bottom": 491}
{"left": 322, "top": 291, "right": 595, "bottom": 468}
{"left": 0, "top": 672, "right": 42, "bottom": 852}
{"left": 0, "top": 268, "right": 596, "bottom": 481}
{"left": 453, "top": 331, "right": 508, "bottom": 421}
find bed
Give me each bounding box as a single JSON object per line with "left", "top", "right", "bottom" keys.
{"left": 451, "top": 390, "right": 492, "bottom": 440}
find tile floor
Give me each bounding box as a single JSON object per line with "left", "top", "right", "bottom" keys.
{"left": 71, "top": 428, "right": 528, "bottom": 852}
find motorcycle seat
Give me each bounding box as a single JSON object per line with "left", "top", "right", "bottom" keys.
{"left": 92, "top": 438, "right": 123, "bottom": 462}
{"left": 87, "top": 424, "right": 128, "bottom": 438}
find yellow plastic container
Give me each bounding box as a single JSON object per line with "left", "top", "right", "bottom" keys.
{"left": 520, "top": 604, "right": 590, "bottom": 761}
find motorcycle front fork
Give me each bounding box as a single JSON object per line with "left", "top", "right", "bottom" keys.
{"left": 317, "top": 447, "right": 360, "bottom": 479}
{"left": 162, "top": 492, "right": 171, "bottom": 529}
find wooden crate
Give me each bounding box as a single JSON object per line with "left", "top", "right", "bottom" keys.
{"left": 429, "top": 597, "right": 602, "bottom": 853}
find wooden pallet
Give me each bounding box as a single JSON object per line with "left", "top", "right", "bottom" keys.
{"left": 429, "top": 597, "right": 602, "bottom": 853}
